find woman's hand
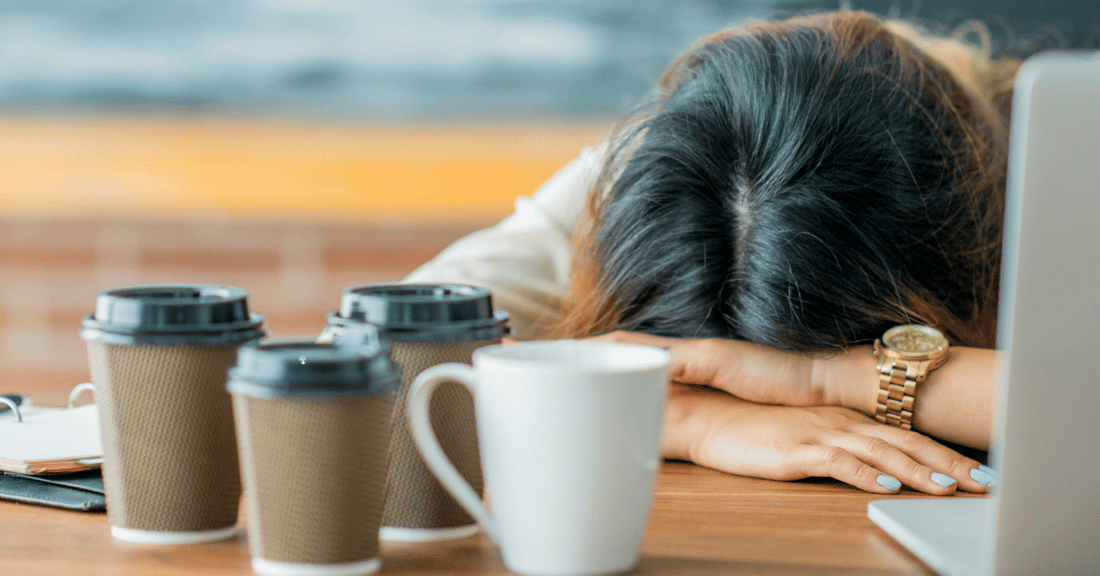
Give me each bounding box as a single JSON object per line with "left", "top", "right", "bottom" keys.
{"left": 663, "top": 383, "right": 994, "bottom": 494}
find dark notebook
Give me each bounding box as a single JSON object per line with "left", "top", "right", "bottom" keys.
{"left": 0, "top": 470, "right": 105, "bottom": 512}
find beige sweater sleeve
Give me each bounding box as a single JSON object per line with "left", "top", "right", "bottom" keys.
{"left": 402, "top": 145, "right": 604, "bottom": 340}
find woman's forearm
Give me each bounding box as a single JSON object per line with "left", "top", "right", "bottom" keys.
{"left": 815, "top": 345, "right": 997, "bottom": 450}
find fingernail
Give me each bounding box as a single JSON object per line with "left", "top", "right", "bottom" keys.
{"left": 931, "top": 472, "right": 957, "bottom": 488}
{"left": 979, "top": 464, "right": 999, "bottom": 479}
{"left": 877, "top": 474, "right": 902, "bottom": 491}
{"left": 970, "top": 467, "right": 997, "bottom": 486}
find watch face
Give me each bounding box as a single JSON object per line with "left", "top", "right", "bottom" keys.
{"left": 882, "top": 325, "right": 949, "bottom": 358}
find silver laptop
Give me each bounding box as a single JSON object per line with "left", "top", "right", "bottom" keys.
{"left": 868, "top": 53, "right": 1100, "bottom": 576}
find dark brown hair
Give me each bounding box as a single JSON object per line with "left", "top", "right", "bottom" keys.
{"left": 560, "top": 11, "right": 1016, "bottom": 350}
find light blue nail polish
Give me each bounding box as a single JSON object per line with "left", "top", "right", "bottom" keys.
{"left": 931, "top": 472, "right": 957, "bottom": 488}
{"left": 979, "top": 464, "right": 999, "bottom": 479}
{"left": 970, "top": 467, "right": 997, "bottom": 486}
{"left": 877, "top": 474, "right": 902, "bottom": 491}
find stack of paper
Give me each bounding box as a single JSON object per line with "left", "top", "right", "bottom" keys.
{"left": 0, "top": 405, "right": 103, "bottom": 474}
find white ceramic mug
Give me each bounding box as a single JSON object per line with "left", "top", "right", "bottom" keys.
{"left": 406, "top": 339, "right": 669, "bottom": 576}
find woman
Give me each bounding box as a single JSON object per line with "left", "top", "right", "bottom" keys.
{"left": 404, "top": 11, "right": 1017, "bottom": 495}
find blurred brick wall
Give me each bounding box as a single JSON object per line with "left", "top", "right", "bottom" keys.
{"left": 0, "top": 218, "right": 484, "bottom": 372}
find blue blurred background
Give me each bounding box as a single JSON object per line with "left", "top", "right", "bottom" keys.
{"left": 1, "top": 0, "right": 1096, "bottom": 121}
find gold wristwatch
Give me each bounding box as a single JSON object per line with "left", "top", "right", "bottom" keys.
{"left": 873, "top": 324, "right": 950, "bottom": 430}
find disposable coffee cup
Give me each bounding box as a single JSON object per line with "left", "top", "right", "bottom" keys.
{"left": 81, "top": 285, "right": 265, "bottom": 544}
{"left": 229, "top": 339, "right": 399, "bottom": 576}
{"left": 321, "top": 283, "right": 509, "bottom": 542}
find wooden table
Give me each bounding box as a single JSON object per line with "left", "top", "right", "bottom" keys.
{"left": 0, "top": 368, "right": 963, "bottom": 576}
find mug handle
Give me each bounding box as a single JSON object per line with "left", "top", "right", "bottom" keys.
{"left": 406, "top": 363, "right": 499, "bottom": 542}
{"left": 68, "top": 382, "right": 96, "bottom": 408}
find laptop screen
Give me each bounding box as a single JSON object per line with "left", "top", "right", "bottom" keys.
{"left": 988, "top": 52, "right": 1100, "bottom": 576}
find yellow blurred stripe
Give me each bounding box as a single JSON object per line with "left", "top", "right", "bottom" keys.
{"left": 0, "top": 116, "right": 609, "bottom": 222}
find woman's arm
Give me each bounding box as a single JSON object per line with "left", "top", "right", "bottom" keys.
{"left": 598, "top": 332, "right": 997, "bottom": 451}
{"left": 662, "top": 382, "right": 994, "bottom": 494}
{"left": 813, "top": 344, "right": 996, "bottom": 451}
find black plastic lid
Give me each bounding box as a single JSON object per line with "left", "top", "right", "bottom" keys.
{"left": 81, "top": 285, "right": 265, "bottom": 346}
{"left": 330, "top": 283, "right": 509, "bottom": 341}
{"left": 228, "top": 339, "right": 399, "bottom": 399}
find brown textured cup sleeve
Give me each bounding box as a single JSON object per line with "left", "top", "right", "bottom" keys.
{"left": 382, "top": 339, "right": 493, "bottom": 531}
{"left": 234, "top": 393, "right": 394, "bottom": 564}
{"left": 87, "top": 342, "right": 242, "bottom": 533}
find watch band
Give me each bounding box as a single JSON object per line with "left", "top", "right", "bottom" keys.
{"left": 873, "top": 325, "right": 949, "bottom": 431}
{"left": 874, "top": 356, "right": 917, "bottom": 430}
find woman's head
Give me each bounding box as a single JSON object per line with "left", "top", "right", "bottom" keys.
{"left": 562, "top": 11, "right": 1015, "bottom": 350}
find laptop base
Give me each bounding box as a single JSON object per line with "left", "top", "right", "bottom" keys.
{"left": 868, "top": 498, "right": 992, "bottom": 576}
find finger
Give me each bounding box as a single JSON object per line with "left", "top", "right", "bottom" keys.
{"left": 853, "top": 424, "right": 992, "bottom": 494}
{"left": 828, "top": 432, "right": 958, "bottom": 496}
{"left": 587, "top": 331, "right": 687, "bottom": 349}
{"left": 787, "top": 444, "right": 903, "bottom": 494}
